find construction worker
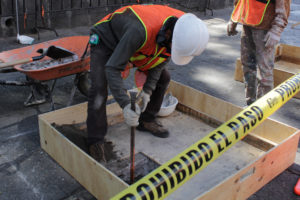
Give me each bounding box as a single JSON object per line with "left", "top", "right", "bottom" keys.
{"left": 227, "top": 0, "right": 290, "bottom": 106}
{"left": 87, "top": 4, "right": 209, "bottom": 161}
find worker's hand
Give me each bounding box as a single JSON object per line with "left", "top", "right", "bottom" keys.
{"left": 136, "top": 90, "right": 151, "bottom": 112}
{"left": 227, "top": 20, "right": 238, "bottom": 36}
{"left": 123, "top": 103, "right": 141, "bottom": 127}
{"left": 264, "top": 31, "right": 280, "bottom": 49}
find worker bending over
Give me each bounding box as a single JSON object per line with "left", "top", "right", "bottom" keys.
{"left": 227, "top": 0, "right": 290, "bottom": 106}
{"left": 87, "top": 4, "right": 209, "bottom": 161}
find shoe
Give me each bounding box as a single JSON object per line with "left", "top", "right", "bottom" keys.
{"left": 89, "top": 142, "right": 106, "bottom": 163}
{"left": 137, "top": 120, "right": 169, "bottom": 138}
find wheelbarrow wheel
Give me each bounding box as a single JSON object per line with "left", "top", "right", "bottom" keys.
{"left": 77, "top": 71, "right": 91, "bottom": 97}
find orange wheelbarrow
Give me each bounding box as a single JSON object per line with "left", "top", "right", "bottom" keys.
{"left": 0, "top": 36, "right": 91, "bottom": 109}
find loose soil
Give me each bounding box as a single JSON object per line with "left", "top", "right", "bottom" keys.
{"left": 21, "top": 55, "right": 78, "bottom": 70}
{"left": 52, "top": 123, "right": 160, "bottom": 184}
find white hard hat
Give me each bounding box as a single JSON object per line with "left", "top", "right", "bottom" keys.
{"left": 171, "top": 13, "right": 209, "bottom": 65}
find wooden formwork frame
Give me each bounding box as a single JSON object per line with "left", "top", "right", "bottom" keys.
{"left": 234, "top": 43, "right": 300, "bottom": 99}
{"left": 39, "top": 80, "right": 300, "bottom": 200}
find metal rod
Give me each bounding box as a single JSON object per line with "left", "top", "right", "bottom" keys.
{"left": 129, "top": 91, "right": 137, "bottom": 184}
{"left": 15, "top": 0, "right": 20, "bottom": 35}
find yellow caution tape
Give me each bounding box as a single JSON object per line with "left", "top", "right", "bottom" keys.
{"left": 111, "top": 73, "right": 300, "bottom": 200}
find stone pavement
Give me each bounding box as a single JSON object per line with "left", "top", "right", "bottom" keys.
{"left": 0, "top": 1, "right": 300, "bottom": 200}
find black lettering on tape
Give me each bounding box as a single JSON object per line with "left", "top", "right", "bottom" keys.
{"left": 186, "top": 149, "right": 203, "bottom": 170}
{"left": 197, "top": 142, "right": 213, "bottom": 162}
{"left": 295, "top": 76, "right": 300, "bottom": 87}
{"left": 291, "top": 75, "right": 300, "bottom": 90}
{"left": 266, "top": 97, "right": 278, "bottom": 109}
{"left": 168, "top": 161, "right": 187, "bottom": 185}
{"left": 209, "top": 133, "right": 225, "bottom": 153}
{"left": 274, "top": 88, "right": 285, "bottom": 102}
{"left": 137, "top": 183, "right": 154, "bottom": 200}
{"left": 120, "top": 193, "right": 136, "bottom": 200}
{"left": 217, "top": 130, "right": 232, "bottom": 147}
{"left": 227, "top": 121, "right": 240, "bottom": 139}
{"left": 286, "top": 80, "right": 297, "bottom": 93}
{"left": 237, "top": 116, "right": 250, "bottom": 134}
{"left": 149, "top": 173, "right": 168, "bottom": 199}
{"left": 162, "top": 168, "right": 175, "bottom": 189}
{"left": 243, "top": 110, "right": 257, "bottom": 126}
{"left": 251, "top": 106, "right": 263, "bottom": 121}
{"left": 280, "top": 84, "right": 292, "bottom": 97}
{"left": 180, "top": 156, "right": 193, "bottom": 175}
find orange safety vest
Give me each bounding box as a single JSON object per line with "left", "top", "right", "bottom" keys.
{"left": 231, "top": 0, "right": 272, "bottom": 26}
{"left": 95, "top": 5, "right": 184, "bottom": 69}
{"left": 95, "top": 5, "right": 184, "bottom": 88}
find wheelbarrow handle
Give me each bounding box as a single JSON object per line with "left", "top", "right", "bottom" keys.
{"left": 0, "top": 54, "right": 45, "bottom": 69}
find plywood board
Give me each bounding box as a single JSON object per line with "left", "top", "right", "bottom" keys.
{"left": 234, "top": 44, "right": 300, "bottom": 99}
{"left": 197, "top": 131, "right": 300, "bottom": 200}
{"left": 39, "top": 103, "right": 127, "bottom": 200}
{"left": 39, "top": 80, "right": 300, "bottom": 200}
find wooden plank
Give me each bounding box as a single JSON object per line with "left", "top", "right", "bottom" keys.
{"left": 278, "top": 44, "right": 300, "bottom": 64}
{"left": 39, "top": 95, "right": 117, "bottom": 125}
{"left": 234, "top": 58, "right": 243, "bottom": 82}
{"left": 170, "top": 80, "right": 298, "bottom": 143}
{"left": 169, "top": 80, "right": 241, "bottom": 123}
{"left": 170, "top": 81, "right": 297, "bottom": 144}
{"left": 196, "top": 130, "right": 300, "bottom": 200}
{"left": 39, "top": 117, "right": 128, "bottom": 200}
{"left": 233, "top": 46, "right": 300, "bottom": 99}
{"left": 234, "top": 57, "right": 299, "bottom": 85}
{"left": 38, "top": 80, "right": 300, "bottom": 200}
{"left": 242, "top": 133, "right": 276, "bottom": 152}
{"left": 176, "top": 103, "right": 223, "bottom": 128}
{"left": 176, "top": 101, "right": 279, "bottom": 152}
{"left": 275, "top": 60, "right": 300, "bottom": 74}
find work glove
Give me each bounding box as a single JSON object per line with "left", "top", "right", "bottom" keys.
{"left": 123, "top": 103, "right": 141, "bottom": 127}
{"left": 227, "top": 20, "right": 238, "bottom": 36}
{"left": 264, "top": 31, "right": 280, "bottom": 49}
{"left": 136, "top": 90, "right": 151, "bottom": 112}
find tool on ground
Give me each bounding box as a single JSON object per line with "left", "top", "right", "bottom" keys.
{"left": 0, "top": 45, "right": 75, "bottom": 69}
{"left": 129, "top": 91, "right": 138, "bottom": 184}
{"left": 294, "top": 177, "right": 300, "bottom": 195}
{"left": 15, "top": 0, "right": 34, "bottom": 44}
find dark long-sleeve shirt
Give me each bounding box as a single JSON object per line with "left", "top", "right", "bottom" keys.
{"left": 91, "top": 8, "right": 167, "bottom": 108}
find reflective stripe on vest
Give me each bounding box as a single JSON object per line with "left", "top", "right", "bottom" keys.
{"left": 130, "top": 46, "right": 170, "bottom": 71}
{"left": 94, "top": 5, "right": 184, "bottom": 70}
{"left": 231, "top": 0, "right": 271, "bottom": 26}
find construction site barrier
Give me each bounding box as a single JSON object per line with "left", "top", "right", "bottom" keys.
{"left": 111, "top": 73, "right": 300, "bottom": 200}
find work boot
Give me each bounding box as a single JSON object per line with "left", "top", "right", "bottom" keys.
{"left": 137, "top": 120, "right": 169, "bottom": 138}
{"left": 89, "top": 142, "right": 106, "bottom": 163}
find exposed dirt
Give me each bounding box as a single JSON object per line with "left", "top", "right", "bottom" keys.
{"left": 52, "top": 123, "right": 160, "bottom": 184}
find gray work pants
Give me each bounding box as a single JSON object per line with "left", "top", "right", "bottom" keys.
{"left": 87, "top": 43, "right": 170, "bottom": 146}
{"left": 241, "top": 25, "right": 276, "bottom": 105}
